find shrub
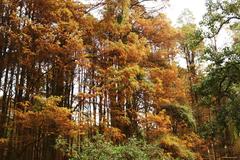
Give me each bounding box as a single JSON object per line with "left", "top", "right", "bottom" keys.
{"left": 56, "top": 134, "right": 176, "bottom": 160}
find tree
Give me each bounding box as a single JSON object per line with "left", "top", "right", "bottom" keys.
{"left": 202, "top": 0, "right": 240, "bottom": 38}
{"left": 178, "top": 9, "right": 205, "bottom": 106}
{"left": 0, "top": 0, "right": 205, "bottom": 159}
{"left": 197, "top": 0, "right": 240, "bottom": 155}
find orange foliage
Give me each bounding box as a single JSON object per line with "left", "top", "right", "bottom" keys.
{"left": 15, "top": 96, "right": 79, "bottom": 138}
{"left": 181, "top": 132, "right": 208, "bottom": 154}
{"left": 104, "top": 127, "right": 126, "bottom": 143}
{"left": 141, "top": 111, "right": 172, "bottom": 139}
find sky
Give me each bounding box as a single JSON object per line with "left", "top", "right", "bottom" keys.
{"left": 163, "top": 0, "right": 207, "bottom": 67}
{"left": 81, "top": 0, "right": 207, "bottom": 25}
{"left": 164, "top": 0, "right": 232, "bottom": 47}
{"left": 139, "top": 0, "right": 207, "bottom": 25}
{"left": 165, "top": 0, "right": 206, "bottom": 25}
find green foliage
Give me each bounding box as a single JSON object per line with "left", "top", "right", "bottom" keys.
{"left": 198, "top": 120, "right": 219, "bottom": 139}
{"left": 202, "top": 0, "right": 240, "bottom": 37}
{"left": 179, "top": 24, "right": 204, "bottom": 52}
{"left": 178, "top": 9, "right": 204, "bottom": 58}
{"left": 79, "top": 136, "right": 148, "bottom": 160}
{"left": 55, "top": 134, "right": 202, "bottom": 160}
{"left": 159, "top": 134, "right": 197, "bottom": 160}
{"left": 162, "top": 105, "right": 196, "bottom": 129}
{"left": 197, "top": 1, "right": 240, "bottom": 147}
{"left": 56, "top": 134, "right": 177, "bottom": 160}
{"left": 55, "top": 135, "right": 78, "bottom": 158}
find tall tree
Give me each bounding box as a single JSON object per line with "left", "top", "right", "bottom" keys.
{"left": 178, "top": 9, "right": 205, "bottom": 106}
{"left": 197, "top": 0, "right": 240, "bottom": 155}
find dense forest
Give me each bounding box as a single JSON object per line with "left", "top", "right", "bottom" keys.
{"left": 0, "top": 0, "right": 240, "bottom": 159}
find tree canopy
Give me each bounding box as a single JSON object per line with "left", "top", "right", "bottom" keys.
{"left": 0, "top": 0, "right": 240, "bottom": 159}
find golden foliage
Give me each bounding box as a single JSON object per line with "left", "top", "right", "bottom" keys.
{"left": 181, "top": 132, "right": 207, "bottom": 151}
{"left": 159, "top": 134, "right": 199, "bottom": 160}
{"left": 15, "top": 96, "right": 78, "bottom": 137}
{"left": 141, "top": 111, "right": 172, "bottom": 139}
{"left": 104, "top": 127, "right": 126, "bottom": 143}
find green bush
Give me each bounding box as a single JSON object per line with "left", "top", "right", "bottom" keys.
{"left": 78, "top": 135, "right": 148, "bottom": 160}
{"left": 56, "top": 134, "right": 201, "bottom": 160}
{"left": 56, "top": 134, "right": 176, "bottom": 160}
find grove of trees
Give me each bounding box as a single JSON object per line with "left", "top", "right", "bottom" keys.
{"left": 0, "top": 0, "right": 239, "bottom": 160}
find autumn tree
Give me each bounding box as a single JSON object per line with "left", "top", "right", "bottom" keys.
{"left": 0, "top": 0, "right": 206, "bottom": 159}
